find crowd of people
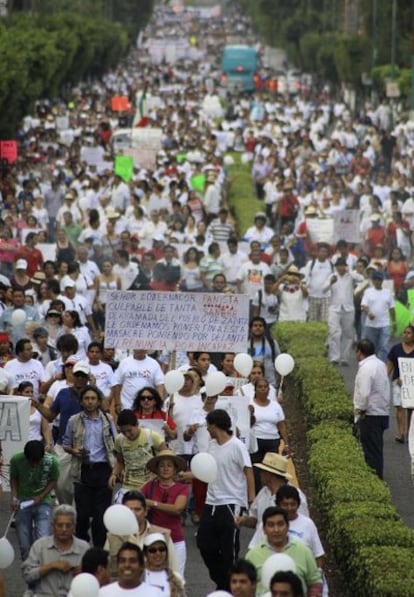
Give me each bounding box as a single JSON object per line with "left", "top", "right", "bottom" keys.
{"left": 0, "top": 1, "right": 413, "bottom": 596}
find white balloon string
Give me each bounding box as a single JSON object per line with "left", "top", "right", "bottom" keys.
{"left": 2, "top": 512, "right": 15, "bottom": 538}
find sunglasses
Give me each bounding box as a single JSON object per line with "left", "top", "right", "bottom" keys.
{"left": 147, "top": 546, "right": 167, "bottom": 554}
{"left": 140, "top": 395, "right": 155, "bottom": 401}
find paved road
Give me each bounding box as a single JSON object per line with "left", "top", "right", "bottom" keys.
{"left": 338, "top": 359, "right": 414, "bottom": 528}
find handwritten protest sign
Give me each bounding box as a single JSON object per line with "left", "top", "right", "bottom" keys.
{"left": 333, "top": 210, "right": 361, "bottom": 244}
{"left": 0, "top": 140, "right": 18, "bottom": 164}
{"left": 190, "top": 174, "right": 206, "bottom": 193}
{"left": 306, "top": 217, "right": 334, "bottom": 244}
{"left": 131, "top": 127, "right": 163, "bottom": 151}
{"left": 398, "top": 358, "right": 414, "bottom": 408}
{"left": 123, "top": 147, "right": 157, "bottom": 169}
{"left": 1, "top": 397, "right": 30, "bottom": 490}
{"left": 115, "top": 155, "right": 134, "bottom": 182}
{"left": 105, "top": 291, "right": 250, "bottom": 352}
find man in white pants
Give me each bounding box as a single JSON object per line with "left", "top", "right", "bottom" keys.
{"left": 325, "top": 258, "right": 363, "bottom": 366}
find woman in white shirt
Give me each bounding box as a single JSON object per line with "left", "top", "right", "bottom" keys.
{"left": 250, "top": 378, "right": 289, "bottom": 491}
{"left": 143, "top": 533, "right": 186, "bottom": 597}
{"left": 18, "top": 382, "right": 52, "bottom": 451}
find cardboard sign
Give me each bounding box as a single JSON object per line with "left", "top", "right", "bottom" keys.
{"left": 105, "top": 291, "right": 250, "bottom": 352}
{"left": 0, "top": 396, "right": 30, "bottom": 490}
{"left": 398, "top": 358, "right": 414, "bottom": 408}
{"left": 333, "top": 210, "right": 361, "bottom": 244}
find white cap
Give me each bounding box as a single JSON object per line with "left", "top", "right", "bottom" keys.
{"left": 16, "top": 259, "right": 28, "bottom": 270}
{"left": 143, "top": 533, "right": 167, "bottom": 548}
{"left": 73, "top": 361, "right": 90, "bottom": 376}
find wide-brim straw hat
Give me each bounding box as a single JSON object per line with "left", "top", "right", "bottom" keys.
{"left": 146, "top": 449, "right": 187, "bottom": 475}
{"left": 285, "top": 265, "right": 304, "bottom": 279}
{"left": 253, "top": 452, "right": 292, "bottom": 480}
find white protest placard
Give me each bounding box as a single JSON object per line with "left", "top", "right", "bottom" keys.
{"left": 56, "top": 116, "right": 69, "bottom": 131}
{"left": 398, "top": 358, "right": 414, "bottom": 408}
{"left": 123, "top": 147, "right": 158, "bottom": 170}
{"left": 104, "top": 291, "right": 250, "bottom": 352}
{"left": 139, "top": 419, "right": 165, "bottom": 437}
{"left": 80, "top": 146, "right": 105, "bottom": 166}
{"left": 227, "top": 376, "right": 248, "bottom": 394}
{"left": 216, "top": 394, "right": 250, "bottom": 445}
{"left": 333, "top": 210, "right": 361, "bottom": 244}
{"left": 306, "top": 217, "right": 334, "bottom": 244}
{"left": 131, "top": 128, "right": 163, "bottom": 151}
{"left": 1, "top": 396, "right": 30, "bottom": 490}
{"left": 37, "top": 243, "right": 57, "bottom": 262}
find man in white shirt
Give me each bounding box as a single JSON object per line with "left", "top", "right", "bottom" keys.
{"left": 361, "top": 271, "right": 396, "bottom": 362}
{"left": 61, "top": 279, "right": 95, "bottom": 332}
{"left": 77, "top": 245, "right": 101, "bottom": 283}
{"left": 111, "top": 350, "right": 165, "bottom": 411}
{"left": 325, "top": 258, "right": 363, "bottom": 365}
{"left": 197, "top": 409, "right": 255, "bottom": 592}
{"left": 237, "top": 247, "right": 271, "bottom": 300}
{"left": 87, "top": 342, "right": 114, "bottom": 399}
{"left": 5, "top": 338, "right": 46, "bottom": 399}
{"left": 112, "top": 250, "right": 139, "bottom": 291}
{"left": 244, "top": 213, "right": 274, "bottom": 245}
{"left": 303, "top": 243, "right": 333, "bottom": 321}
{"left": 220, "top": 238, "right": 248, "bottom": 287}
{"left": 99, "top": 542, "right": 162, "bottom": 596}
{"left": 353, "top": 338, "right": 391, "bottom": 478}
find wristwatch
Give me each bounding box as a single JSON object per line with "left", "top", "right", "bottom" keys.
{"left": 153, "top": 501, "right": 158, "bottom": 508}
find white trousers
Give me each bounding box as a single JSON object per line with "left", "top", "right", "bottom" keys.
{"left": 328, "top": 308, "right": 355, "bottom": 363}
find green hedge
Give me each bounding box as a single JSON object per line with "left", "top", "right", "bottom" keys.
{"left": 274, "top": 322, "right": 414, "bottom": 597}
{"left": 227, "top": 159, "right": 414, "bottom": 596}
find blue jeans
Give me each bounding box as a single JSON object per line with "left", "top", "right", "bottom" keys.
{"left": 363, "top": 325, "right": 390, "bottom": 363}
{"left": 16, "top": 503, "right": 52, "bottom": 560}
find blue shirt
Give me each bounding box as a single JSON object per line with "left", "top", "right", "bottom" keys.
{"left": 63, "top": 414, "right": 117, "bottom": 463}
{"left": 50, "top": 387, "right": 82, "bottom": 444}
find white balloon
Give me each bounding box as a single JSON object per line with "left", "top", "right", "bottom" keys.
{"left": 206, "top": 592, "right": 232, "bottom": 596}
{"left": 190, "top": 452, "right": 218, "bottom": 483}
{"left": 165, "top": 370, "right": 185, "bottom": 394}
{"left": 103, "top": 504, "right": 138, "bottom": 536}
{"left": 261, "top": 553, "right": 296, "bottom": 588}
{"left": 0, "top": 537, "right": 14, "bottom": 569}
{"left": 241, "top": 152, "right": 251, "bottom": 164}
{"left": 234, "top": 353, "right": 254, "bottom": 377}
{"left": 11, "top": 309, "right": 26, "bottom": 326}
{"left": 70, "top": 573, "right": 100, "bottom": 597}
{"left": 205, "top": 371, "right": 227, "bottom": 397}
{"left": 223, "top": 155, "right": 234, "bottom": 166}
{"left": 275, "top": 353, "right": 295, "bottom": 376}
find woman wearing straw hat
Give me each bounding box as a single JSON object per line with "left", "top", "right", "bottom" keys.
{"left": 141, "top": 449, "right": 190, "bottom": 578}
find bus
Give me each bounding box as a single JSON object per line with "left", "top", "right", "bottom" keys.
{"left": 220, "top": 45, "right": 258, "bottom": 92}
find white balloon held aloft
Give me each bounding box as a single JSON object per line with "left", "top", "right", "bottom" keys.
{"left": 103, "top": 504, "right": 138, "bottom": 536}
{"left": 11, "top": 308, "right": 26, "bottom": 326}
{"left": 190, "top": 452, "right": 218, "bottom": 483}
{"left": 205, "top": 371, "right": 227, "bottom": 397}
{"left": 261, "top": 553, "right": 296, "bottom": 588}
{"left": 275, "top": 353, "right": 295, "bottom": 376}
{"left": 0, "top": 537, "right": 15, "bottom": 569}
{"left": 234, "top": 353, "right": 254, "bottom": 377}
{"left": 164, "top": 370, "right": 185, "bottom": 394}
{"left": 70, "top": 573, "right": 100, "bottom": 597}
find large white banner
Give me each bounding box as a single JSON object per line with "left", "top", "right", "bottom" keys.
{"left": 398, "top": 358, "right": 414, "bottom": 408}
{"left": 306, "top": 217, "right": 334, "bottom": 244}
{"left": 1, "top": 396, "right": 30, "bottom": 490}
{"left": 104, "top": 291, "right": 250, "bottom": 352}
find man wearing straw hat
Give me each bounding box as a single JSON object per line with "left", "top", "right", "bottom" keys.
{"left": 235, "top": 452, "right": 308, "bottom": 549}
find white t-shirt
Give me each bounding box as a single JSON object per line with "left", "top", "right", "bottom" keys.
{"left": 5, "top": 358, "right": 46, "bottom": 399}
{"left": 238, "top": 382, "right": 277, "bottom": 402}
{"left": 206, "top": 435, "right": 252, "bottom": 508}
{"left": 169, "top": 393, "right": 203, "bottom": 455}
{"left": 237, "top": 260, "right": 272, "bottom": 299}
{"left": 90, "top": 361, "right": 114, "bottom": 397}
{"left": 29, "top": 409, "right": 43, "bottom": 441}
{"left": 99, "top": 581, "right": 163, "bottom": 596}
{"left": 250, "top": 400, "right": 285, "bottom": 440}
{"left": 187, "top": 406, "right": 210, "bottom": 453}
{"left": 304, "top": 259, "right": 333, "bottom": 298}
{"left": 144, "top": 569, "right": 184, "bottom": 597}
{"left": 289, "top": 513, "right": 325, "bottom": 558}
{"left": 112, "top": 355, "right": 165, "bottom": 409}
{"left": 361, "top": 287, "right": 394, "bottom": 328}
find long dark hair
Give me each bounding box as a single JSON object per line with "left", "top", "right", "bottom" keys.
{"left": 133, "top": 386, "right": 163, "bottom": 413}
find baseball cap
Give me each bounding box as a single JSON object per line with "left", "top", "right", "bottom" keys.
{"left": 73, "top": 361, "right": 90, "bottom": 376}
{"left": 372, "top": 271, "right": 385, "bottom": 280}
{"left": 16, "top": 259, "right": 28, "bottom": 270}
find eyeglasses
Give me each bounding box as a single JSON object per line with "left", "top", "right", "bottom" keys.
{"left": 140, "top": 395, "right": 155, "bottom": 401}
{"left": 147, "top": 546, "right": 167, "bottom": 554}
